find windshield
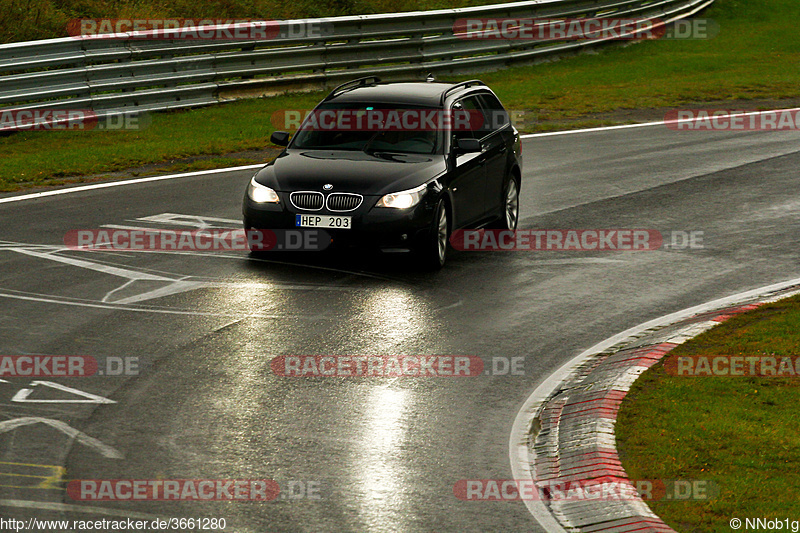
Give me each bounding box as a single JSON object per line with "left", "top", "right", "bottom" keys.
{"left": 290, "top": 103, "right": 444, "bottom": 155}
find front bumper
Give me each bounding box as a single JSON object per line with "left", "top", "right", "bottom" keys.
{"left": 242, "top": 192, "right": 435, "bottom": 251}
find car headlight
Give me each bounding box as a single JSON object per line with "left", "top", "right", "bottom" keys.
{"left": 247, "top": 176, "right": 280, "bottom": 204}
{"left": 376, "top": 183, "right": 427, "bottom": 209}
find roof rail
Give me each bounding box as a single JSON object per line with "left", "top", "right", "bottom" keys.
{"left": 440, "top": 80, "right": 486, "bottom": 105}
{"left": 324, "top": 76, "right": 382, "bottom": 102}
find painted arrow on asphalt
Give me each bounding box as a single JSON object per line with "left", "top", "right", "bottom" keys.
{"left": 0, "top": 417, "right": 123, "bottom": 459}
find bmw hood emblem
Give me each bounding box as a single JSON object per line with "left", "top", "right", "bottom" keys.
{"left": 323, "top": 184, "right": 333, "bottom": 191}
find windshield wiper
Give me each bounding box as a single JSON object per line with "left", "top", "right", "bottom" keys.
{"left": 361, "top": 131, "right": 386, "bottom": 154}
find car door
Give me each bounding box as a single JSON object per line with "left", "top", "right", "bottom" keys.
{"left": 476, "top": 92, "right": 512, "bottom": 220}
{"left": 449, "top": 96, "right": 487, "bottom": 228}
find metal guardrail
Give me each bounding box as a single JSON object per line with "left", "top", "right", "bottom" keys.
{"left": 0, "top": 0, "right": 714, "bottom": 124}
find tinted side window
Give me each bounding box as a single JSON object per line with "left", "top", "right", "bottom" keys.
{"left": 477, "top": 93, "right": 510, "bottom": 132}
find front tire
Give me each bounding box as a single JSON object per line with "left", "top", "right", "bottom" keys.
{"left": 489, "top": 177, "right": 520, "bottom": 230}
{"left": 418, "top": 199, "right": 449, "bottom": 270}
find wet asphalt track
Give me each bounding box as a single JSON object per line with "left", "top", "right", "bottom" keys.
{"left": 0, "top": 124, "right": 798, "bottom": 532}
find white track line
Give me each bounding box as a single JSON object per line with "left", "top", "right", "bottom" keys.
{"left": 2, "top": 108, "right": 799, "bottom": 205}
{"left": 520, "top": 107, "right": 800, "bottom": 138}
{"left": 0, "top": 417, "right": 121, "bottom": 457}
{"left": 510, "top": 276, "right": 800, "bottom": 532}
{"left": 0, "top": 164, "right": 263, "bottom": 205}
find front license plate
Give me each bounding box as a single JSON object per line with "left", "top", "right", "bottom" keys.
{"left": 295, "top": 214, "right": 351, "bottom": 229}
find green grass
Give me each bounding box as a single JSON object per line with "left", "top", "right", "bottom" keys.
{"left": 1, "top": 0, "right": 798, "bottom": 191}
{"left": 0, "top": 95, "right": 321, "bottom": 191}
{"left": 0, "top": 0, "right": 507, "bottom": 43}
{"left": 616, "top": 295, "right": 800, "bottom": 532}
{"left": 478, "top": 0, "right": 800, "bottom": 117}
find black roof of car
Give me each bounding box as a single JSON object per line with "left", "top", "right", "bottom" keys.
{"left": 324, "top": 79, "right": 487, "bottom": 107}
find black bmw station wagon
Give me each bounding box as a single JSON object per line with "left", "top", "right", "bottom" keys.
{"left": 243, "top": 76, "right": 523, "bottom": 269}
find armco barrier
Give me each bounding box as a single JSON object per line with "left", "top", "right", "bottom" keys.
{"left": 0, "top": 0, "right": 714, "bottom": 124}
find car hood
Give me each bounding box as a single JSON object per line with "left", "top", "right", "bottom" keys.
{"left": 254, "top": 149, "right": 446, "bottom": 196}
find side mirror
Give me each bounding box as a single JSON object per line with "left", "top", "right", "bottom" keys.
{"left": 270, "top": 131, "right": 291, "bottom": 147}
{"left": 456, "top": 138, "right": 481, "bottom": 153}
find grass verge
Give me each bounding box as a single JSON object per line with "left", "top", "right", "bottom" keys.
{"left": 1, "top": 0, "right": 506, "bottom": 43}
{"left": 1, "top": 0, "right": 799, "bottom": 191}
{"left": 616, "top": 294, "right": 800, "bottom": 532}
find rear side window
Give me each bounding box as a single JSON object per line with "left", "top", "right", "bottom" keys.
{"left": 477, "top": 93, "right": 510, "bottom": 132}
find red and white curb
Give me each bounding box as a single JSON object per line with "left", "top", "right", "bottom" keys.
{"left": 510, "top": 278, "right": 800, "bottom": 533}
